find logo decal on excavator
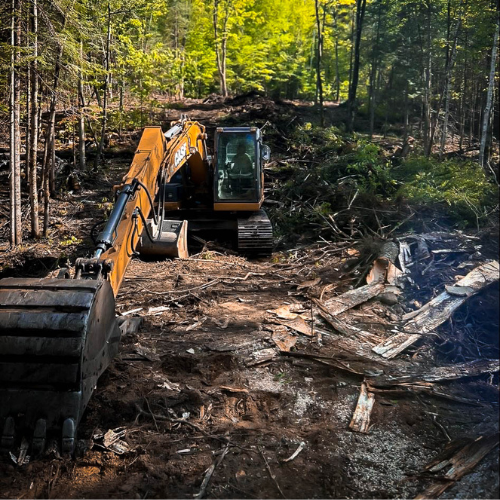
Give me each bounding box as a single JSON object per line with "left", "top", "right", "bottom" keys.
{"left": 174, "top": 143, "right": 187, "bottom": 168}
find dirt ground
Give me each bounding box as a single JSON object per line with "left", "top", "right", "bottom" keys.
{"left": 1, "top": 241, "right": 499, "bottom": 499}
{"left": 0, "top": 96, "right": 499, "bottom": 499}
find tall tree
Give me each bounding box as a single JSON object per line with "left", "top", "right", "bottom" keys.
{"left": 213, "top": 0, "right": 232, "bottom": 97}
{"left": 347, "top": 0, "right": 367, "bottom": 131}
{"left": 479, "top": 13, "right": 499, "bottom": 170}
{"left": 29, "top": 0, "right": 40, "bottom": 238}
{"left": 9, "top": 0, "right": 22, "bottom": 246}
{"left": 94, "top": 1, "right": 112, "bottom": 171}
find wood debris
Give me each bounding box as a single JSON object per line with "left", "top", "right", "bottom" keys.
{"left": 134, "top": 344, "right": 160, "bottom": 362}
{"left": 277, "top": 316, "right": 313, "bottom": 336}
{"left": 372, "top": 332, "right": 422, "bottom": 359}
{"left": 116, "top": 316, "right": 143, "bottom": 336}
{"left": 349, "top": 382, "right": 375, "bottom": 433}
{"left": 415, "top": 434, "right": 499, "bottom": 499}
{"left": 372, "top": 359, "right": 499, "bottom": 386}
{"left": 219, "top": 386, "right": 249, "bottom": 394}
{"left": 322, "top": 283, "right": 385, "bottom": 316}
{"left": 245, "top": 348, "right": 277, "bottom": 366}
{"left": 296, "top": 277, "right": 321, "bottom": 290}
{"left": 272, "top": 327, "right": 297, "bottom": 352}
{"left": 404, "top": 261, "right": 499, "bottom": 333}
{"left": 282, "top": 441, "right": 306, "bottom": 462}
{"left": 372, "top": 261, "right": 499, "bottom": 359}
{"left": 366, "top": 240, "right": 401, "bottom": 284}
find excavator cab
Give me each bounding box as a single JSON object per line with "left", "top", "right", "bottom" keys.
{"left": 214, "top": 127, "right": 270, "bottom": 208}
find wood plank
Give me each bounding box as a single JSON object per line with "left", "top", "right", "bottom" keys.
{"left": 372, "top": 332, "right": 421, "bottom": 359}
{"left": 349, "top": 382, "right": 375, "bottom": 433}
{"left": 373, "top": 359, "right": 499, "bottom": 385}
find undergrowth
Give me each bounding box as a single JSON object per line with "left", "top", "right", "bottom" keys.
{"left": 267, "top": 124, "right": 498, "bottom": 243}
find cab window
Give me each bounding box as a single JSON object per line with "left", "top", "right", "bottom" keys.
{"left": 215, "top": 133, "right": 259, "bottom": 202}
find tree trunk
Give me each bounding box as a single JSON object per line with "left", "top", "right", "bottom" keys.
{"left": 213, "top": 0, "right": 229, "bottom": 97}
{"left": 423, "top": 0, "right": 433, "bottom": 155}
{"left": 43, "top": 9, "right": 69, "bottom": 236}
{"left": 369, "top": 0, "right": 382, "bottom": 139}
{"left": 333, "top": 7, "right": 341, "bottom": 102}
{"left": 314, "top": 0, "right": 324, "bottom": 127}
{"left": 439, "top": 1, "right": 464, "bottom": 159}
{"left": 479, "top": 16, "right": 499, "bottom": 169}
{"left": 26, "top": 6, "right": 31, "bottom": 194}
{"left": 347, "top": 0, "right": 367, "bottom": 131}
{"left": 118, "top": 80, "right": 124, "bottom": 140}
{"left": 11, "top": 0, "right": 22, "bottom": 246}
{"left": 78, "top": 39, "right": 86, "bottom": 170}
{"left": 29, "top": 0, "right": 39, "bottom": 238}
{"left": 10, "top": 0, "right": 17, "bottom": 247}
{"left": 94, "top": 1, "right": 112, "bottom": 171}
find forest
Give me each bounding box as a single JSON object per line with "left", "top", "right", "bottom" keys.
{"left": 0, "top": 0, "right": 499, "bottom": 499}
{"left": 0, "top": 0, "right": 498, "bottom": 245}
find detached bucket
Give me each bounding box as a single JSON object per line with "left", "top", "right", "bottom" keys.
{"left": 138, "top": 219, "right": 189, "bottom": 259}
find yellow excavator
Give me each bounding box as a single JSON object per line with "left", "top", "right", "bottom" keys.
{"left": 0, "top": 119, "right": 272, "bottom": 455}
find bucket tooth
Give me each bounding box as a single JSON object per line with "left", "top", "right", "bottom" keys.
{"left": 62, "top": 418, "right": 76, "bottom": 455}
{"left": 32, "top": 419, "right": 47, "bottom": 456}
{"left": 1, "top": 416, "right": 15, "bottom": 449}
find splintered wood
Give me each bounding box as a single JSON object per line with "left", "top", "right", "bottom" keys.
{"left": 349, "top": 382, "right": 375, "bottom": 433}
{"left": 322, "top": 283, "right": 385, "bottom": 316}
{"left": 372, "top": 359, "right": 500, "bottom": 386}
{"left": 415, "top": 434, "right": 500, "bottom": 499}
{"left": 404, "top": 260, "right": 499, "bottom": 333}
{"left": 372, "top": 260, "right": 499, "bottom": 359}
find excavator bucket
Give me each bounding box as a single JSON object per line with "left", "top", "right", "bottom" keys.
{"left": 138, "top": 219, "right": 189, "bottom": 259}
{"left": 0, "top": 277, "right": 120, "bottom": 455}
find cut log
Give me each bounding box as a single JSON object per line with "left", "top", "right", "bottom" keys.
{"left": 366, "top": 241, "right": 400, "bottom": 284}
{"left": 349, "top": 382, "right": 375, "bottom": 433}
{"left": 323, "top": 283, "right": 385, "bottom": 316}
{"left": 415, "top": 434, "right": 499, "bottom": 499}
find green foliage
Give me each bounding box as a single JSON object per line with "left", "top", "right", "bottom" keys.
{"left": 347, "top": 142, "right": 395, "bottom": 196}
{"left": 395, "top": 156, "right": 498, "bottom": 227}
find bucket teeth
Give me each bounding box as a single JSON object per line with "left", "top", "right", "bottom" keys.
{"left": 62, "top": 418, "right": 76, "bottom": 455}
{"left": 1, "top": 416, "right": 15, "bottom": 449}
{"left": 32, "top": 418, "right": 47, "bottom": 456}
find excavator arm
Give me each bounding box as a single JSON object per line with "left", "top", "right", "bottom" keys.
{"left": 0, "top": 120, "right": 206, "bottom": 456}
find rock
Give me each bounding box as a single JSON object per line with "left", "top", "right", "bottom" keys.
{"left": 378, "top": 292, "right": 399, "bottom": 306}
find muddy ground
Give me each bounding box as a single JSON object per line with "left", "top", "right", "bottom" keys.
{"left": 0, "top": 96, "right": 499, "bottom": 499}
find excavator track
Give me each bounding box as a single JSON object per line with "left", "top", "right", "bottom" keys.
{"left": 0, "top": 277, "right": 120, "bottom": 455}
{"left": 237, "top": 209, "right": 273, "bottom": 255}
